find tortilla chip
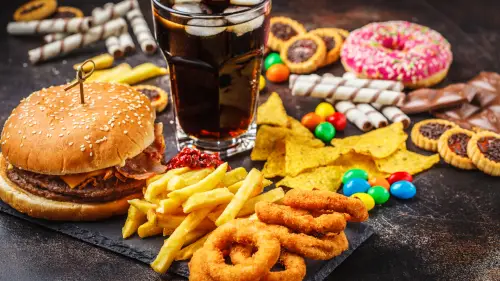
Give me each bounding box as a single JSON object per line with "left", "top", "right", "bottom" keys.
{"left": 333, "top": 152, "right": 389, "bottom": 179}
{"left": 286, "top": 134, "right": 325, "bottom": 148}
{"left": 375, "top": 149, "right": 440, "bottom": 175}
{"left": 262, "top": 140, "right": 286, "bottom": 178}
{"left": 277, "top": 166, "right": 344, "bottom": 192}
{"left": 331, "top": 135, "right": 361, "bottom": 154}
{"left": 285, "top": 139, "right": 342, "bottom": 176}
{"left": 257, "top": 92, "right": 289, "bottom": 127}
{"left": 288, "top": 116, "right": 315, "bottom": 138}
{"left": 251, "top": 125, "right": 289, "bottom": 161}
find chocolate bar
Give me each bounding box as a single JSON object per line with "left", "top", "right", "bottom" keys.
{"left": 400, "top": 84, "right": 472, "bottom": 114}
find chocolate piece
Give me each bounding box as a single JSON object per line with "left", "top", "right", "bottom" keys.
{"left": 401, "top": 84, "right": 469, "bottom": 114}
{"left": 477, "top": 137, "right": 500, "bottom": 162}
{"left": 287, "top": 39, "right": 318, "bottom": 63}
{"left": 271, "top": 23, "right": 298, "bottom": 41}
{"left": 419, "top": 123, "right": 452, "bottom": 140}
{"left": 448, "top": 133, "right": 470, "bottom": 157}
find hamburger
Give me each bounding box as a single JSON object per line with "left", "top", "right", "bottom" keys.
{"left": 0, "top": 82, "right": 167, "bottom": 221}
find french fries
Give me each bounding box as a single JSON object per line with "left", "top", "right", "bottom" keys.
{"left": 151, "top": 207, "right": 215, "bottom": 273}
{"left": 128, "top": 199, "right": 157, "bottom": 214}
{"left": 153, "top": 212, "right": 216, "bottom": 231}
{"left": 122, "top": 206, "right": 147, "bottom": 239}
{"left": 138, "top": 221, "right": 163, "bottom": 238}
{"left": 175, "top": 232, "right": 211, "bottom": 261}
{"left": 227, "top": 178, "right": 273, "bottom": 194}
{"left": 182, "top": 188, "right": 234, "bottom": 213}
{"left": 167, "top": 168, "right": 214, "bottom": 191}
{"left": 168, "top": 163, "right": 228, "bottom": 201}
{"left": 222, "top": 167, "right": 248, "bottom": 187}
{"left": 215, "top": 169, "right": 263, "bottom": 226}
{"left": 157, "top": 198, "right": 184, "bottom": 214}
{"left": 144, "top": 167, "right": 189, "bottom": 202}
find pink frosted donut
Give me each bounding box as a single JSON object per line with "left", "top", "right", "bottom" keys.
{"left": 341, "top": 21, "right": 453, "bottom": 88}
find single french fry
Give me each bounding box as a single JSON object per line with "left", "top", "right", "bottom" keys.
{"left": 74, "top": 53, "right": 114, "bottom": 72}
{"left": 122, "top": 205, "right": 147, "bottom": 239}
{"left": 182, "top": 188, "right": 234, "bottom": 213}
{"left": 215, "top": 169, "right": 263, "bottom": 226}
{"left": 154, "top": 212, "right": 216, "bottom": 231}
{"left": 237, "top": 188, "right": 285, "bottom": 217}
{"left": 128, "top": 199, "right": 157, "bottom": 214}
{"left": 175, "top": 232, "right": 211, "bottom": 261}
{"left": 151, "top": 207, "right": 215, "bottom": 273}
{"left": 156, "top": 198, "right": 184, "bottom": 214}
{"left": 184, "top": 230, "right": 209, "bottom": 245}
{"left": 108, "top": 63, "right": 168, "bottom": 85}
{"left": 228, "top": 178, "right": 273, "bottom": 194}
{"left": 168, "top": 163, "right": 228, "bottom": 202}
{"left": 167, "top": 168, "right": 214, "bottom": 191}
{"left": 206, "top": 206, "right": 224, "bottom": 222}
{"left": 144, "top": 167, "right": 190, "bottom": 202}
{"left": 147, "top": 174, "right": 164, "bottom": 186}
{"left": 137, "top": 220, "right": 163, "bottom": 238}
{"left": 163, "top": 228, "right": 175, "bottom": 237}
{"left": 222, "top": 167, "right": 248, "bottom": 187}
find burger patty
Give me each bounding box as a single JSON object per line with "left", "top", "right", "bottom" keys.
{"left": 7, "top": 168, "right": 145, "bottom": 203}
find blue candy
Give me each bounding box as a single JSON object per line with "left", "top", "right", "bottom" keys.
{"left": 390, "top": 180, "right": 416, "bottom": 199}
{"left": 343, "top": 178, "right": 371, "bottom": 197}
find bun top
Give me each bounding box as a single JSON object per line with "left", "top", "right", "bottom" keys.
{"left": 1, "top": 82, "right": 156, "bottom": 175}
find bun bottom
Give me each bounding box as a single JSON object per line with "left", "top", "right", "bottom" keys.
{"left": 0, "top": 154, "right": 141, "bottom": 221}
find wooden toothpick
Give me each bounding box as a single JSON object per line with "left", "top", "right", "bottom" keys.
{"left": 64, "top": 59, "right": 96, "bottom": 104}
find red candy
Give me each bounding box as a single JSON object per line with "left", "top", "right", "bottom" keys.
{"left": 387, "top": 171, "right": 413, "bottom": 184}
{"left": 301, "top": 112, "right": 324, "bottom": 131}
{"left": 326, "top": 112, "right": 347, "bottom": 131}
{"left": 166, "top": 147, "right": 227, "bottom": 170}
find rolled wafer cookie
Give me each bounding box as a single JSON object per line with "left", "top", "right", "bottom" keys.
{"left": 371, "top": 103, "right": 411, "bottom": 128}
{"left": 7, "top": 17, "right": 91, "bottom": 35}
{"left": 291, "top": 80, "right": 404, "bottom": 106}
{"left": 28, "top": 18, "right": 127, "bottom": 64}
{"left": 329, "top": 100, "right": 373, "bottom": 131}
{"left": 119, "top": 31, "right": 136, "bottom": 53}
{"left": 289, "top": 73, "right": 405, "bottom": 92}
{"left": 92, "top": 0, "right": 139, "bottom": 26}
{"left": 106, "top": 36, "right": 125, "bottom": 58}
{"left": 126, "top": 9, "right": 158, "bottom": 55}
{"left": 43, "top": 32, "right": 69, "bottom": 43}
{"left": 356, "top": 103, "right": 388, "bottom": 128}
{"left": 342, "top": 72, "right": 405, "bottom": 91}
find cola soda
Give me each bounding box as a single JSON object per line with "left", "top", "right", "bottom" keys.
{"left": 152, "top": 0, "right": 271, "bottom": 144}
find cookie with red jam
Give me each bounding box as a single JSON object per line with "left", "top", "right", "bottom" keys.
{"left": 133, "top": 85, "right": 169, "bottom": 113}
{"left": 309, "top": 28, "right": 344, "bottom": 67}
{"left": 281, "top": 34, "right": 326, "bottom": 74}
{"left": 467, "top": 131, "right": 500, "bottom": 176}
{"left": 268, "top": 17, "right": 306, "bottom": 52}
{"left": 438, "top": 128, "right": 475, "bottom": 170}
{"left": 411, "top": 119, "right": 458, "bottom": 152}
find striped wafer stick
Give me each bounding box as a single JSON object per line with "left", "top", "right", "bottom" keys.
{"left": 119, "top": 31, "right": 136, "bottom": 54}
{"left": 371, "top": 103, "right": 411, "bottom": 128}
{"left": 92, "top": 0, "right": 139, "bottom": 26}
{"left": 356, "top": 103, "right": 388, "bottom": 128}
{"left": 7, "top": 18, "right": 91, "bottom": 35}
{"left": 43, "top": 32, "right": 69, "bottom": 43}
{"left": 329, "top": 100, "right": 373, "bottom": 131}
{"left": 290, "top": 73, "right": 405, "bottom": 92}
{"left": 126, "top": 9, "right": 158, "bottom": 55}
{"left": 28, "top": 18, "right": 127, "bottom": 64}
{"left": 106, "top": 36, "right": 124, "bottom": 58}
{"left": 342, "top": 72, "right": 405, "bottom": 91}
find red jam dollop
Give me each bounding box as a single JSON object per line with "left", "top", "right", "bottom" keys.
{"left": 166, "top": 147, "right": 228, "bottom": 170}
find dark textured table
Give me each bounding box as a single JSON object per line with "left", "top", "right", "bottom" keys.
{"left": 1, "top": 0, "right": 499, "bottom": 281}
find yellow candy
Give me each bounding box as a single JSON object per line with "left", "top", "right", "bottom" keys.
{"left": 351, "top": 193, "right": 375, "bottom": 211}
{"left": 315, "top": 102, "right": 335, "bottom": 118}
{"left": 259, "top": 75, "right": 266, "bottom": 91}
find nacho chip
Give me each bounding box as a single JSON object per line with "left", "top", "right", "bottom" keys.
{"left": 262, "top": 140, "right": 286, "bottom": 178}
{"left": 375, "top": 149, "right": 440, "bottom": 175}
{"left": 257, "top": 92, "right": 289, "bottom": 127}
{"left": 333, "top": 152, "right": 389, "bottom": 179}
{"left": 288, "top": 116, "right": 315, "bottom": 139}
{"left": 331, "top": 135, "right": 361, "bottom": 154}
{"left": 251, "top": 125, "right": 289, "bottom": 161}
{"left": 285, "top": 139, "right": 341, "bottom": 176}
{"left": 277, "top": 166, "right": 344, "bottom": 192}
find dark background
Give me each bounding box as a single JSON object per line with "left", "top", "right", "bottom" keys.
{"left": 1, "top": 0, "right": 499, "bottom": 281}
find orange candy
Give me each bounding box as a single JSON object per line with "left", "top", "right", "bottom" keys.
{"left": 266, "top": 64, "right": 290, "bottom": 83}
{"left": 301, "top": 112, "right": 324, "bottom": 131}
{"left": 368, "top": 177, "right": 390, "bottom": 190}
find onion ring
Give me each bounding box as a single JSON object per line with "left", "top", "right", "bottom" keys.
{"left": 283, "top": 189, "right": 369, "bottom": 222}
{"left": 203, "top": 219, "right": 281, "bottom": 281}
{"left": 230, "top": 247, "right": 306, "bottom": 281}
{"left": 189, "top": 249, "right": 216, "bottom": 281}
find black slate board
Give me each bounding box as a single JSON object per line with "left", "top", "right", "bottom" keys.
{"left": 0, "top": 200, "right": 373, "bottom": 280}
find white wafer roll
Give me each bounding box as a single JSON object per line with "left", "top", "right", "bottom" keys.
{"left": 126, "top": 9, "right": 158, "bottom": 55}
{"left": 372, "top": 103, "right": 411, "bottom": 128}
{"left": 290, "top": 73, "right": 405, "bottom": 92}
{"left": 356, "top": 103, "right": 388, "bottom": 128}
{"left": 7, "top": 18, "right": 91, "bottom": 35}
{"left": 43, "top": 32, "right": 69, "bottom": 43}
{"left": 106, "top": 36, "right": 124, "bottom": 58}
{"left": 292, "top": 80, "right": 404, "bottom": 106}
{"left": 342, "top": 72, "right": 405, "bottom": 91}
{"left": 119, "top": 31, "right": 136, "bottom": 53}
{"left": 92, "top": 0, "right": 139, "bottom": 26}
{"left": 28, "top": 18, "right": 127, "bottom": 64}
{"left": 330, "top": 100, "right": 373, "bottom": 132}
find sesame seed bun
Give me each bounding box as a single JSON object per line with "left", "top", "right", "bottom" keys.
{"left": 0, "top": 82, "right": 156, "bottom": 175}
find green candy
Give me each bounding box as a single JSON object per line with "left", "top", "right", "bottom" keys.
{"left": 264, "top": 53, "right": 283, "bottom": 70}
{"left": 367, "top": 186, "right": 390, "bottom": 204}
{"left": 314, "top": 122, "right": 336, "bottom": 142}
{"left": 342, "top": 168, "right": 368, "bottom": 184}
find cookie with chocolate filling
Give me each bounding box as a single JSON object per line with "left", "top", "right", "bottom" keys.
{"left": 133, "top": 85, "right": 169, "bottom": 113}
{"left": 438, "top": 128, "right": 475, "bottom": 170}
{"left": 334, "top": 28, "right": 350, "bottom": 41}
{"left": 281, "top": 34, "right": 327, "bottom": 74}
{"left": 268, "top": 17, "right": 306, "bottom": 52}
{"left": 467, "top": 131, "right": 500, "bottom": 176}
{"left": 309, "top": 28, "right": 344, "bottom": 67}
{"left": 411, "top": 119, "right": 458, "bottom": 152}
{"left": 52, "top": 6, "right": 84, "bottom": 18}
{"left": 14, "top": 0, "right": 57, "bottom": 21}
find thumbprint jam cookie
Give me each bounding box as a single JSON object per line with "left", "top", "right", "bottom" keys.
{"left": 438, "top": 128, "right": 475, "bottom": 170}
{"left": 14, "top": 0, "right": 57, "bottom": 21}
{"left": 309, "top": 28, "right": 344, "bottom": 67}
{"left": 267, "top": 17, "right": 306, "bottom": 52}
{"left": 52, "top": 6, "right": 84, "bottom": 18}
{"left": 281, "top": 34, "right": 326, "bottom": 74}
{"left": 411, "top": 119, "right": 458, "bottom": 152}
{"left": 133, "top": 85, "right": 169, "bottom": 113}
{"left": 467, "top": 131, "right": 500, "bottom": 176}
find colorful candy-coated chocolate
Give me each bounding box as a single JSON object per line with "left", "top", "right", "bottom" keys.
{"left": 266, "top": 64, "right": 290, "bottom": 83}
{"left": 264, "top": 53, "right": 284, "bottom": 70}
{"left": 351, "top": 193, "right": 375, "bottom": 211}
{"left": 342, "top": 168, "right": 369, "bottom": 184}
{"left": 387, "top": 171, "right": 413, "bottom": 184}
{"left": 314, "top": 122, "right": 336, "bottom": 142}
{"left": 325, "top": 112, "right": 347, "bottom": 131}
{"left": 315, "top": 102, "right": 335, "bottom": 118}
{"left": 259, "top": 75, "right": 266, "bottom": 91}
{"left": 368, "top": 177, "right": 390, "bottom": 190}
{"left": 367, "top": 186, "right": 390, "bottom": 204}
{"left": 343, "top": 178, "right": 371, "bottom": 197}
{"left": 301, "top": 113, "right": 324, "bottom": 131}
{"left": 390, "top": 180, "right": 416, "bottom": 199}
